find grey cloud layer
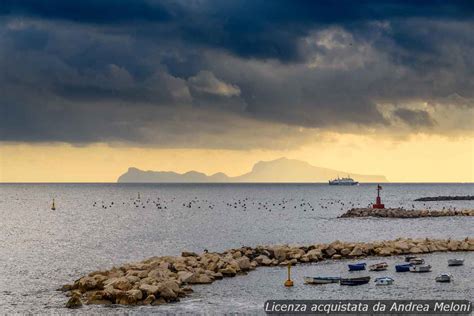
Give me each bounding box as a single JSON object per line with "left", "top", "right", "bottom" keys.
{"left": 0, "top": 1, "right": 473, "bottom": 148}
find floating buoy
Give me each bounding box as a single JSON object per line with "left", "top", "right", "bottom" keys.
{"left": 284, "top": 263, "right": 294, "bottom": 287}
{"left": 51, "top": 198, "right": 56, "bottom": 210}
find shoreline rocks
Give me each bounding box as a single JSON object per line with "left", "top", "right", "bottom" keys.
{"left": 339, "top": 208, "right": 474, "bottom": 218}
{"left": 414, "top": 195, "right": 474, "bottom": 202}
{"left": 63, "top": 237, "right": 474, "bottom": 308}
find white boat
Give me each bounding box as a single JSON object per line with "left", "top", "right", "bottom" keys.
{"left": 435, "top": 273, "right": 452, "bottom": 283}
{"left": 409, "top": 264, "right": 432, "bottom": 273}
{"left": 369, "top": 262, "right": 388, "bottom": 271}
{"left": 448, "top": 258, "right": 464, "bottom": 266}
{"left": 304, "top": 276, "right": 341, "bottom": 285}
{"left": 328, "top": 176, "right": 359, "bottom": 185}
{"left": 375, "top": 277, "right": 394, "bottom": 285}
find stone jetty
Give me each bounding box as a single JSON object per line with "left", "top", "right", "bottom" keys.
{"left": 414, "top": 195, "right": 474, "bottom": 202}
{"left": 61, "top": 237, "right": 474, "bottom": 308}
{"left": 340, "top": 208, "right": 474, "bottom": 218}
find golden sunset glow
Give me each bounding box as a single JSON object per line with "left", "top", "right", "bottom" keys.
{"left": 1, "top": 133, "right": 472, "bottom": 183}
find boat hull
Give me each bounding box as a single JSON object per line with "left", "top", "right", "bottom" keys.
{"left": 448, "top": 259, "right": 464, "bottom": 266}
{"left": 409, "top": 265, "right": 432, "bottom": 273}
{"left": 348, "top": 263, "right": 366, "bottom": 271}
{"left": 375, "top": 277, "right": 394, "bottom": 285}
{"left": 340, "top": 277, "right": 370, "bottom": 286}
{"left": 304, "top": 277, "right": 340, "bottom": 285}
{"left": 395, "top": 264, "right": 412, "bottom": 272}
{"left": 369, "top": 262, "right": 388, "bottom": 271}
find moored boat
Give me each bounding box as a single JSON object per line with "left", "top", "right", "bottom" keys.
{"left": 395, "top": 263, "right": 412, "bottom": 272}
{"left": 404, "top": 255, "right": 417, "bottom": 262}
{"left": 448, "top": 258, "right": 464, "bottom": 266}
{"left": 340, "top": 276, "right": 370, "bottom": 286}
{"left": 375, "top": 277, "right": 394, "bottom": 285}
{"left": 348, "top": 263, "right": 366, "bottom": 271}
{"left": 304, "top": 276, "right": 341, "bottom": 285}
{"left": 409, "top": 264, "right": 432, "bottom": 273}
{"left": 435, "top": 274, "right": 452, "bottom": 283}
{"left": 369, "top": 262, "right": 388, "bottom": 271}
{"left": 408, "top": 257, "right": 424, "bottom": 265}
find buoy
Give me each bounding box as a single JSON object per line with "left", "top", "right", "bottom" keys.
{"left": 284, "top": 263, "right": 294, "bottom": 287}
{"left": 372, "top": 184, "right": 385, "bottom": 209}
{"left": 51, "top": 198, "right": 56, "bottom": 210}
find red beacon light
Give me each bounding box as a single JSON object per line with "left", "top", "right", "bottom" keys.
{"left": 372, "top": 185, "right": 385, "bottom": 209}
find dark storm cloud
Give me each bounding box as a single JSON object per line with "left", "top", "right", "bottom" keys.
{"left": 393, "top": 108, "right": 436, "bottom": 127}
{"left": 0, "top": 1, "right": 473, "bottom": 148}
{"left": 0, "top": 0, "right": 171, "bottom": 24}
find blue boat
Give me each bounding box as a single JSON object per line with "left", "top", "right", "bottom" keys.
{"left": 348, "top": 263, "right": 366, "bottom": 271}
{"left": 395, "top": 263, "right": 412, "bottom": 272}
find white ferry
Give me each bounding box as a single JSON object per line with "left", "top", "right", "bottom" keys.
{"left": 328, "top": 176, "right": 358, "bottom": 185}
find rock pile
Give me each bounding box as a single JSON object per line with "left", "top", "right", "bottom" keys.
{"left": 340, "top": 208, "right": 474, "bottom": 218}
{"left": 62, "top": 237, "right": 474, "bottom": 308}
{"left": 414, "top": 195, "right": 474, "bottom": 202}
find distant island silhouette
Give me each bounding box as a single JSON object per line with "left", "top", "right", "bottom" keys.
{"left": 117, "top": 157, "right": 388, "bottom": 183}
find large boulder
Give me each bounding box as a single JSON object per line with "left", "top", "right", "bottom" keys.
{"left": 306, "top": 249, "right": 322, "bottom": 261}
{"left": 188, "top": 273, "right": 213, "bottom": 284}
{"left": 156, "top": 280, "right": 180, "bottom": 301}
{"left": 219, "top": 267, "right": 237, "bottom": 277}
{"left": 349, "top": 246, "right": 364, "bottom": 257}
{"left": 177, "top": 271, "right": 194, "bottom": 284}
{"left": 117, "top": 289, "right": 143, "bottom": 305}
{"left": 77, "top": 277, "right": 99, "bottom": 292}
{"left": 142, "top": 294, "right": 156, "bottom": 305}
{"left": 448, "top": 240, "right": 459, "bottom": 251}
{"left": 236, "top": 256, "right": 251, "bottom": 271}
{"left": 409, "top": 246, "right": 423, "bottom": 254}
{"left": 378, "top": 247, "right": 395, "bottom": 256}
{"left": 139, "top": 284, "right": 159, "bottom": 296}
{"left": 340, "top": 248, "right": 351, "bottom": 256}
{"left": 273, "top": 247, "right": 287, "bottom": 262}
{"left": 394, "top": 241, "right": 410, "bottom": 252}
{"left": 324, "top": 247, "right": 337, "bottom": 257}
{"left": 105, "top": 277, "right": 132, "bottom": 291}
{"left": 181, "top": 251, "right": 199, "bottom": 257}
{"left": 66, "top": 294, "right": 82, "bottom": 309}
{"left": 255, "top": 255, "right": 272, "bottom": 266}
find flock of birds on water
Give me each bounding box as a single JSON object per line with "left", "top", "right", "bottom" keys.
{"left": 87, "top": 193, "right": 450, "bottom": 213}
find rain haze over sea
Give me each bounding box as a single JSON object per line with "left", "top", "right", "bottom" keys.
{"left": 0, "top": 183, "right": 473, "bottom": 314}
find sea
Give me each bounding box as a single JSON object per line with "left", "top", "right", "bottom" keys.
{"left": 0, "top": 183, "right": 473, "bottom": 314}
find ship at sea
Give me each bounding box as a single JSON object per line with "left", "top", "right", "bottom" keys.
{"left": 328, "top": 176, "right": 359, "bottom": 185}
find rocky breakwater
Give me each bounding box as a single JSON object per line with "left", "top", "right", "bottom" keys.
{"left": 340, "top": 208, "right": 474, "bottom": 218}
{"left": 61, "top": 237, "right": 474, "bottom": 308}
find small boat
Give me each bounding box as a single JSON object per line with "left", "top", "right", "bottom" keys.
{"left": 304, "top": 276, "right": 341, "bottom": 285}
{"left": 395, "top": 263, "right": 412, "bottom": 272}
{"left": 369, "top": 262, "right": 388, "bottom": 271}
{"left": 408, "top": 257, "right": 424, "bottom": 265}
{"left": 409, "top": 264, "right": 432, "bottom": 273}
{"left": 51, "top": 198, "right": 56, "bottom": 211}
{"left": 340, "top": 276, "right": 370, "bottom": 286}
{"left": 348, "top": 263, "right": 366, "bottom": 271}
{"left": 448, "top": 259, "right": 464, "bottom": 266}
{"left": 405, "top": 255, "right": 417, "bottom": 262}
{"left": 435, "top": 274, "right": 452, "bottom": 283}
{"left": 375, "top": 277, "right": 394, "bottom": 285}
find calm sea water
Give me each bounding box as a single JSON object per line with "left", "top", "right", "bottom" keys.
{"left": 0, "top": 183, "right": 473, "bottom": 314}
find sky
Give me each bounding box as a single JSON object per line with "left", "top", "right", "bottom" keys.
{"left": 0, "top": 0, "right": 473, "bottom": 182}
